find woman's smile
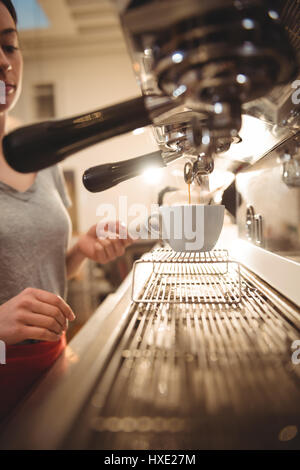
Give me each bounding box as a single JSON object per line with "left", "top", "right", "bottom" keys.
{"left": 5, "top": 82, "right": 16, "bottom": 95}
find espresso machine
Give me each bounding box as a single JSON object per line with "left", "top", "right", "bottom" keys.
{"left": 4, "top": 0, "right": 298, "bottom": 190}
{"left": 1, "top": 0, "right": 300, "bottom": 450}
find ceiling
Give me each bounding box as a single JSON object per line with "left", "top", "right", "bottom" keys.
{"left": 17, "top": 0, "right": 127, "bottom": 58}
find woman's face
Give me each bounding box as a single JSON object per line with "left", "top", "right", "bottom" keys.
{"left": 0, "top": 3, "right": 23, "bottom": 114}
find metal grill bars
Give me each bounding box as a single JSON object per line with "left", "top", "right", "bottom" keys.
{"left": 132, "top": 248, "right": 242, "bottom": 304}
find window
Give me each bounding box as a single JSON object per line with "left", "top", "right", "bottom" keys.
{"left": 33, "top": 84, "right": 56, "bottom": 119}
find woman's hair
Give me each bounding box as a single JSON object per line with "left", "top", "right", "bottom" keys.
{"left": 0, "top": 0, "right": 18, "bottom": 25}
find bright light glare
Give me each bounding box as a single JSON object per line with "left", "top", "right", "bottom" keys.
{"left": 202, "top": 134, "right": 210, "bottom": 145}
{"left": 173, "top": 84, "right": 187, "bottom": 97}
{"left": 242, "top": 18, "right": 255, "bottom": 29}
{"left": 133, "top": 128, "right": 145, "bottom": 136}
{"left": 214, "top": 102, "right": 223, "bottom": 114}
{"left": 230, "top": 239, "right": 247, "bottom": 261}
{"left": 236, "top": 74, "right": 247, "bottom": 84}
{"left": 209, "top": 170, "right": 234, "bottom": 193}
{"left": 268, "top": 10, "right": 279, "bottom": 20}
{"left": 172, "top": 52, "right": 184, "bottom": 64}
{"left": 142, "top": 167, "right": 163, "bottom": 184}
{"left": 219, "top": 115, "right": 277, "bottom": 162}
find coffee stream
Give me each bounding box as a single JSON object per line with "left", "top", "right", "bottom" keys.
{"left": 188, "top": 176, "right": 211, "bottom": 205}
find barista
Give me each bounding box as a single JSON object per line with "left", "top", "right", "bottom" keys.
{"left": 0, "top": 0, "right": 134, "bottom": 420}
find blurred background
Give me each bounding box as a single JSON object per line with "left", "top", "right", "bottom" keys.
{"left": 8, "top": 0, "right": 169, "bottom": 338}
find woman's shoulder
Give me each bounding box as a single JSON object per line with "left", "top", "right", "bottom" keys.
{"left": 46, "top": 164, "right": 61, "bottom": 181}
{"left": 42, "top": 164, "right": 64, "bottom": 188}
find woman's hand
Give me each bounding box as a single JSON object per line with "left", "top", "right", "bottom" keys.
{"left": 0, "top": 288, "right": 76, "bottom": 345}
{"left": 77, "top": 221, "right": 136, "bottom": 265}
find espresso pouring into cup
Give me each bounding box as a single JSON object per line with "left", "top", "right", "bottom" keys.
{"left": 145, "top": 204, "right": 225, "bottom": 252}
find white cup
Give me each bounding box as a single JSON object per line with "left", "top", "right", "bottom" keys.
{"left": 146, "top": 204, "right": 225, "bottom": 252}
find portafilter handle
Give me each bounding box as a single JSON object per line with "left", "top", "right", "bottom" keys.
{"left": 83, "top": 149, "right": 183, "bottom": 193}
{"left": 83, "top": 151, "right": 164, "bottom": 192}
{"left": 3, "top": 95, "right": 177, "bottom": 173}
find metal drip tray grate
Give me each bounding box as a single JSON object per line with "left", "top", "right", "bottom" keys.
{"left": 65, "top": 260, "right": 300, "bottom": 450}
{"left": 132, "top": 248, "right": 242, "bottom": 304}
{"left": 142, "top": 248, "right": 230, "bottom": 263}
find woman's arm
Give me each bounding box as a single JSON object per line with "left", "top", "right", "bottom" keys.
{"left": 66, "top": 222, "right": 135, "bottom": 280}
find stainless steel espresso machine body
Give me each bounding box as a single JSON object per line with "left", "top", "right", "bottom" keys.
{"left": 114, "top": 0, "right": 300, "bottom": 303}
{"left": 1, "top": 0, "right": 300, "bottom": 451}
{"left": 115, "top": 0, "right": 298, "bottom": 173}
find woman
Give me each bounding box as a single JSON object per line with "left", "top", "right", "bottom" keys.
{"left": 0, "top": 0, "right": 134, "bottom": 420}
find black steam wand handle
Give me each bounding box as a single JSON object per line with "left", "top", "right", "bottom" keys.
{"left": 83, "top": 151, "right": 165, "bottom": 193}
{"left": 3, "top": 96, "right": 152, "bottom": 173}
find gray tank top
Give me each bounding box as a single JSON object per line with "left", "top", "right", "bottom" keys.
{"left": 0, "top": 165, "right": 72, "bottom": 306}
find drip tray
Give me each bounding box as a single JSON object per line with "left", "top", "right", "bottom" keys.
{"left": 64, "top": 250, "right": 300, "bottom": 450}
